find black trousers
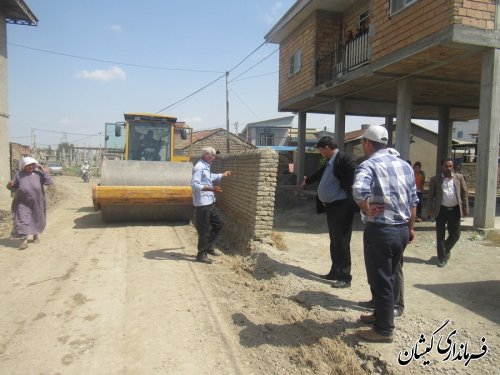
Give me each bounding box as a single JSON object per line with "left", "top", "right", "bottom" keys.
{"left": 194, "top": 204, "right": 224, "bottom": 255}
{"left": 325, "top": 199, "right": 354, "bottom": 282}
{"left": 364, "top": 223, "right": 409, "bottom": 336}
{"left": 416, "top": 192, "right": 423, "bottom": 217}
{"left": 435, "top": 205, "right": 461, "bottom": 262}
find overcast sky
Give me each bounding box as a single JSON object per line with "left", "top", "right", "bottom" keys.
{"left": 7, "top": 0, "right": 436, "bottom": 148}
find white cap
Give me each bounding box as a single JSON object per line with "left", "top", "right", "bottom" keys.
{"left": 363, "top": 125, "right": 388, "bottom": 145}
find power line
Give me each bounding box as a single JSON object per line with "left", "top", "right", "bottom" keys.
{"left": 229, "top": 87, "right": 259, "bottom": 119}
{"left": 229, "top": 48, "right": 279, "bottom": 83}
{"left": 155, "top": 43, "right": 274, "bottom": 114}
{"left": 33, "top": 127, "right": 97, "bottom": 137}
{"left": 155, "top": 73, "right": 226, "bottom": 114}
{"left": 232, "top": 71, "right": 278, "bottom": 82}
{"left": 228, "top": 41, "right": 267, "bottom": 73}
{"left": 8, "top": 42, "right": 225, "bottom": 74}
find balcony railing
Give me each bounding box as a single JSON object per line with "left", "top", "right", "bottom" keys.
{"left": 316, "top": 32, "right": 370, "bottom": 86}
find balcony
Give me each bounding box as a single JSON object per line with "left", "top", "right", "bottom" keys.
{"left": 316, "top": 32, "right": 370, "bottom": 86}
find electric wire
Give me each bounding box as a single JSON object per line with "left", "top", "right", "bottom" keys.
{"left": 8, "top": 43, "right": 225, "bottom": 74}
{"left": 155, "top": 73, "right": 226, "bottom": 114}
{"left": 229, "top": 87, "right": 259, "bottom": 119}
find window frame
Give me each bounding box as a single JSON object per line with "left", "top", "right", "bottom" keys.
{"left": 389, "top": 0, "right": 418, "bottom": 16}
{"left": 288, "top": 49, "right": 301, "bottom": 77}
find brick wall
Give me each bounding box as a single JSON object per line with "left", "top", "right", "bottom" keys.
{"left": 279, "top": 12, "right": 317, "bottom": 105}
{"left": 460, "top": 162, "right": 500, "bottom": 193}
{"left": 371, "top": 0, "right": 453, "bottom": 61}
{"left": 453, "top": 0, "right": 496, "bottom": 29}
{"left": 211, "top": 149, "right": 278, "bottom": 251}
{"left": 190, "top": 131, "right": 255, "bottom": 158}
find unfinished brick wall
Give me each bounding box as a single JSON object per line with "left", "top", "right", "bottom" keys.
{"left": 211, "top": 149, "right": 278, "bottom": 251}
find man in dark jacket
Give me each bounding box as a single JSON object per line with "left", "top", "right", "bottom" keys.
{"left": 300, "top": 136, "right": 358, "bottom": 288}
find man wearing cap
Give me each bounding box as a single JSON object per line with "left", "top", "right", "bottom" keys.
{"left": 352, "top": 125, "right": 418, "bottom": 343}
{"left": 426, "top": 158, "right": 468, "bottom": 267}
{"left": 300, "top": 136, "right": 357, "bottom": 288}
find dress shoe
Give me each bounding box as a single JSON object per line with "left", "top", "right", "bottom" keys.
{"left": 358, "top": 299, "right": 375, "bottom": 309}
{"left": 196, "top": 254, "right": 213, "bottom": 264}
{"left": 206, "top": 249, "right": 220, "bottom": 256}
{"left": 437, "top": 258, "right": 447, "bottom": 267}
{"left": 357, "top": 328, "right": 393, "bottom": 343}
{"left": 331, "top": 280, "right": 351, "bottom": 289}
{"left": 359, "top": 314, "right": 376, "bottom": 325}
{"left": 394, "top": 308, "right": 404, "bottom": 318}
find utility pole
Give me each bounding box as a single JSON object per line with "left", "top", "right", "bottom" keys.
{"left": 226, "top": 71, "right": 230, "bottom": 154}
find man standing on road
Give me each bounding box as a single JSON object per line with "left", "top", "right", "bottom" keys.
{"left": 352, "top": 126, "right": 418, "bottom": 343}
{"left": 427, "top": 158, "right": 468, "bottom": 267}
{"left": 191, "top": 147, "right": 232, "bottom": 264}
{"left": 300, "top": 136, "right": 357, "bottom": 289}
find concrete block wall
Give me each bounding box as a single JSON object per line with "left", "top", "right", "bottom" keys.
{"left": 211, "top": 149, "right": 278, "bottom": 251}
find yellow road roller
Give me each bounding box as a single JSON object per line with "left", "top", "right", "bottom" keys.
{"left": 92, "top": 113, "right": 193, "bottom": 222}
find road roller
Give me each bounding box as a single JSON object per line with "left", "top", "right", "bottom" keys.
{"left": 92, "top": 113, "right": 193, "bottom": 222}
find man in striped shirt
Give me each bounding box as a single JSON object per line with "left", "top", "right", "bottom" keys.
{"left": 352, "top": 125, "right": 418, "bottom": 343}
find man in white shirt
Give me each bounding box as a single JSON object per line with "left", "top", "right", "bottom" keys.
{"left": 191, "top": 147, "right": 232, "bottom": 264}
{"left": 427, "top": 158, "right": 469, "bottom": 267}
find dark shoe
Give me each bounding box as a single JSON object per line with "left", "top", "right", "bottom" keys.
{"left": 437, "top": 258, "right": 447, "bottom": 267}
{"left": 358, "top": 299, "right": 375, "bottom": 309}
{"left": 359, "top": 314, "right": 376, "bottom": 325}
{"left": 394, "top": 308, "right": 404, "bottom": 318}
{"left": 206, "top": 249, "right": 220, "bottom": 256}
{"left": 319, "top": 273, "right": 338, "bottom": 281}
{"left": 196, "top": 253, "right": 213, "bottom": 264}
{"left": 446, "top": 251, "right": 451, "bottom": 261}
{"left": 331, "top": 280, "right": 351, "bottom": 289}
{"left": 357, "top": 328, "right": 393, "bottom": 343}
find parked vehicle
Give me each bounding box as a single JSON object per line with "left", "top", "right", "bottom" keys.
{"left": 47, "top": 162, "right": 63, "bottom": 176}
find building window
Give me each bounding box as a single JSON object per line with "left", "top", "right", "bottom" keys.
{"left": 288, "top": 49, "right": 301, "bottom": 76}
{"left": 358, "top": 9, "right": 369, "bottom": 35}
{"left": 259, "top": 132, "right": 274, "bottom": 146}
{"left": 457, "top": 131, "right": 464, "bottom": 139}
{"left": 390, "top": 0, "right": 418, "bottom": 16}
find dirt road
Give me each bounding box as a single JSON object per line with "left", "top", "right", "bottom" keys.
{"left": 0, "top": 176, "right": 498, "bottom": 374}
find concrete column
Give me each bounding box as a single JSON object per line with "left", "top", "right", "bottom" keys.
{"left": 335, "top": 99, "right": 346, "bottom": 151}
{"left": 395, "top": 78, "right": 413, "bottom": 160}
{"left": 296, "top": 112, "right": 307, "bottom": 188}
{"left": 436, "top": 106, "right": 452, "bottom": 175}
{"left": 385, "top": 116, "right": 394, "bottom": 147}
{"left": 0, "top": 12, "right": 10, "bottom": 202}
{"left": 474, "top": 48, "right": 500, "bottom": 229}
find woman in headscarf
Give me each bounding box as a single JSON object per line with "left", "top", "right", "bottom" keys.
{"left": 6, "top": 157, "right": 53, "bottom": 249}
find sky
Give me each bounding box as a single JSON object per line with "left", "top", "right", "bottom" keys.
{"left": 7, "top": 0, "right": 437, "bottom": 148}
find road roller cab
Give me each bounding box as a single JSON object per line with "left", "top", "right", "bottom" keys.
{"left": 92, "top": 113, "right": 194, "bottom": 223}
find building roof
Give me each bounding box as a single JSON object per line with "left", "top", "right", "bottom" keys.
{"left": 240, "top": 116, "right": 295, "bottom": 135}
{"left": 265, "top": 0, "right": 353, "bottom": 43}
{"left": 1, "top": 0, "right": 38, "bottom": 25}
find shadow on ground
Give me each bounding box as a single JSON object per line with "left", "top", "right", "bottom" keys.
{"left": 414, "top": 280, "right": 500, "bottom": 324}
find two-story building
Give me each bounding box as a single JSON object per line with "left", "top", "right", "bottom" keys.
{"left": 265, "top": 0, "right": 500, "bottom": 228}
